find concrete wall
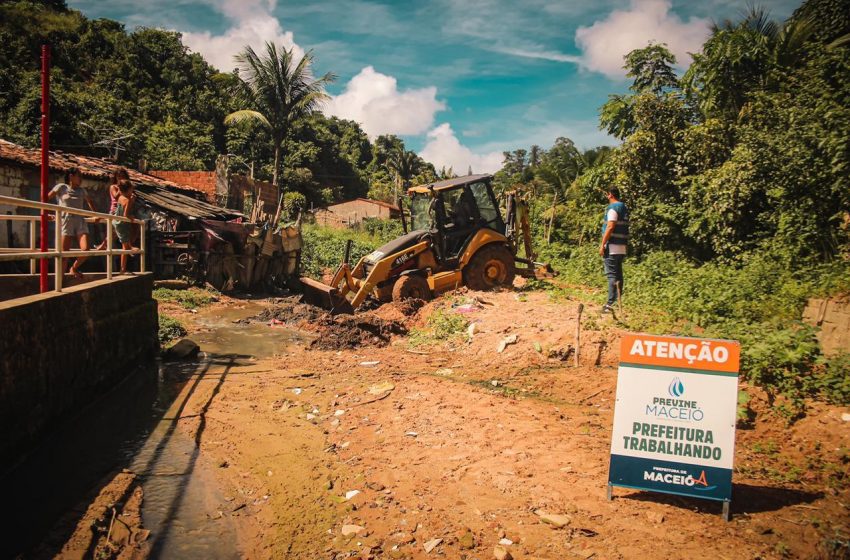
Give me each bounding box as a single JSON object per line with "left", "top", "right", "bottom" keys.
{"left": 803, "top": 295, "right": 850, "bottom": 357}
{"left": 317, "top": 199, "right": 399, "bottom": 228}
{"left": 0, "top": 273, "right": 158, "bottom": 465}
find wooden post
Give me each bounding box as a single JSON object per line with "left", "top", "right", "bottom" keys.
{"left": 575, "top": 303, "right": 584, "bottom": 367}
{"left": 616, "top": 281, "right": 623, "bottom": 318}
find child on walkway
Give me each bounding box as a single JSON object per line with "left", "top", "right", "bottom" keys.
{"left": 113, "top": 179, "right": 138, "bottom": 274}
{"left": 47, "top": 167, "right": 97, "bottom": 278}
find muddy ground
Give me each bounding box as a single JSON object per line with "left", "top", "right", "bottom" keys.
{"left": 51, "top": 284, "right": 849, "bottom": 559}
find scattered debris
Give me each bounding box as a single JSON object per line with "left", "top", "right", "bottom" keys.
{"left": 368, "top": 381, "right": 395, "bottom": 395}
{"left": 646, "top": 511, "right": 665, "bottom": 524}
{"left": 547, "top": 345, "right": 574, "bottom": 361}
{"left": 360, "top": 360, "right": 381, "bottom": 367}
{"left": 292, "top": 388, "right": 303, "bottom": 395}
{"left": 497, "top": 334, "right": 518, "bottom": 353}
{"left": 494, "top": 545, "right": 513, "bottom": 560}
{"left": 534, "top": 510, "right": 571, "bottom": 528}
{"left": 458, "top": 529, "right": 475, "bottom": 549}
{"left": 405, "top": 431, "right": 418, "bottom": 437}
{"left": 423, "top": 538, "right": 443, "bottom": 554}
{"left": 345, "top": 490, "right": 361, "bottom": 500}
{"left": 341, "top": 524, "right": 365, "bottom": 537}
{"left": 454, "top": 303, "right": 480, "bottom": 314}
{"left": 498, "top": 538, "right": 513, "bottom": 546}
{"left": 841, "top": 413, "right": 850, "bottom": 422}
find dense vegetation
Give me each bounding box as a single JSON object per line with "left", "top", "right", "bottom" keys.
{"left": 0, "top": 0, "right": 440, "bottom": 207}
{"left": 492, "top": 1, "right": 850, "bottom": 413}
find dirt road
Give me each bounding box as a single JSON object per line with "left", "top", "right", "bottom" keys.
{"left": 149, "top": 287, "right": 847, "bottom": 559}
{"left": 50, "top": 286, "right": 849, "bottom": 559}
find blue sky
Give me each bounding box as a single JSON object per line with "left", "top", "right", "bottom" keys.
{"left": 69, "top": 0, "right": 800, "bottom": 172}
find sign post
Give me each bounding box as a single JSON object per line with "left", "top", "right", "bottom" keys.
{"left": 607, "top": 333, "right": 740, "bottom": 521}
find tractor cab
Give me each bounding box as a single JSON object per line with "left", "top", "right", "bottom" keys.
{"left": 407, "top": 174, "right": 505, "bottom": 265}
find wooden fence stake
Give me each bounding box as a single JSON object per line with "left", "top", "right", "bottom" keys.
{"left": 575, "top": 303, "right": 584, "bottom": 367}
{"left": 616, "top": 281, "right": 624, "bottom": 319}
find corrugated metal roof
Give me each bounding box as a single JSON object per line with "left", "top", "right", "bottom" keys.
{"left": 0, "top": 139, "right": 242, "bottom": 220}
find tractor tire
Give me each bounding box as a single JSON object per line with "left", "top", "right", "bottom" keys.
{"left": 392, "top": 274, "right": 432, "bottom": 303}
{"left": 464, "top": 244, "right": 516, "bottom": 291}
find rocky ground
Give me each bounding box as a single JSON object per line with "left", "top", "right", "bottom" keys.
{"left": 50, "top": 283, "right": 850, "bottom": 559}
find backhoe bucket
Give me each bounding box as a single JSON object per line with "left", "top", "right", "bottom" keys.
{"left": 300, "top": 276, "right": 354, "bottom": 315}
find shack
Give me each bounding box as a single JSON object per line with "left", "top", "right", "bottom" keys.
{"left": 314, "top": 198, "right": 400, "bottom": 228}
{"left": 0, "top": 139, "right": 301, "bottom": 291}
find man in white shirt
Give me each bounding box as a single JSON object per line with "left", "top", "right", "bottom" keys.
{"left": 599, "top": 187, "right": 629, "bottom": 313}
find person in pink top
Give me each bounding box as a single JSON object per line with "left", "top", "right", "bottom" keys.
{"left": 97, "top": 167, "right": 130, "bottom": 252}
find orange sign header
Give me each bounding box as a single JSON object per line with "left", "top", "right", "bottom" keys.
{"left": 619, "top": 333, "right": 740, "bottom": 373}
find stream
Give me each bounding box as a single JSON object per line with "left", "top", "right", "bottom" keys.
{"left": 2, "top": 300, "right": 300, "bottom": 559}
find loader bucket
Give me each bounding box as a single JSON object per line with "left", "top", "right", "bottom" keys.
{"left": 300, "top": 276, "right": 354, "bottom": 315}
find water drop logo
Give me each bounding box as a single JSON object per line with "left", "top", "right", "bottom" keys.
{"left": 668, "top": 377, "right": 685, "bottom": 397}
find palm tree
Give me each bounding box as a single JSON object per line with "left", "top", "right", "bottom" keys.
{"left": 683, "top": 7, "right": 816, "bottom": 119}
{"left": 225, "top": 43, "right": 335, "bottom": 189}
{"left": 385, "top": 147, "right": 421, "bottom": 200}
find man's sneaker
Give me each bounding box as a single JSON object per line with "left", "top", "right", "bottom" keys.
{"left": 601, "top": 304, "right": 614, "bottom": 313}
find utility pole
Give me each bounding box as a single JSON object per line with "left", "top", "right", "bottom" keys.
{"left": 40, "top": 44, "right": 50, "bottom": 293}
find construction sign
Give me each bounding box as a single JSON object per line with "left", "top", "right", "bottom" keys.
{"left": 607, "top": 333, "right": 740, "bottom": 511}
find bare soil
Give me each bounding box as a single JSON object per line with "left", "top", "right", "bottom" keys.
{"left": 54, "top": 285, "right": 850, "bottom": 559}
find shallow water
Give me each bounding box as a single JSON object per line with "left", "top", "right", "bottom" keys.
{"left": 190, "top": 301, "right": 307, "bottom": 358}
{"left": 2, "top": 299, "right": 301, "bottom": 558}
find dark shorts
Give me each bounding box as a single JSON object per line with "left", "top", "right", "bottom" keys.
{"left": 114, "top": 221, "right": 132, "bottom": 244}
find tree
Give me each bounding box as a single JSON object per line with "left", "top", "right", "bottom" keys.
{"left": 624, "top": 43, "right": 679, "bottom": 94}
{"left": 385, "top": 146, "right": 421, "bottom": 200}
{"left": 600, "top": 43, "right": 679, "bottom": 140}
{"left": 683, "top": 7, "right": 817, "bottom": 120}
{"left": 225, "top": 43, "right": 335, "bottom": 189}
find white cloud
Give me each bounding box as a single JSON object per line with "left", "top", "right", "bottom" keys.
{"left": 575, "top": 0, "right": 710, "bottom": 77}
{"left": 181, "top": 0, "right": 304, "bottom": 72}
{"left": 420, "top": 123, "right": 503, "bottom": 174}
{"left": 492, "top": 46, "right": 582, "bottom": 64}
{"left": 324, "top": 66, "right": 445, "bottom": 137}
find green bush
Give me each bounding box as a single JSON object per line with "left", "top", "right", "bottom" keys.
{"left": 153, "top": 287, "right": 217, "bottom": 309}
{"left": 809, "top": 353, "right": 850, "bottom": 405}
{"left": 409, "top": 307, "right": 469, "bottom": 347}
{"left": 300, "top": 221, "right": 404, "bottom": 279}
{"left": 158, "top": 314, "right": 187, "bottom": 345}
{"left": 547, "top": 245, "right": 850, "bottom": 408}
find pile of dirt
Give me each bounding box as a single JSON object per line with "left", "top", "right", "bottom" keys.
{"left": 248, "top": 297, "right": 327, "bottom": 324}
{"left": 309, "top": 313, "right": 408, "bottom": 350}
{"left": 245, "top": 297, "right": 408, "bottom": 350}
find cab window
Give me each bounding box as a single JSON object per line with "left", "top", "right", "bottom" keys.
{"left": 469, "top": 182, "right": 499, "bottom": 228}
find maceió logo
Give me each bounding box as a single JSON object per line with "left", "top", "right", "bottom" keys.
{"left": 668, "top": 377, "right": 685, "bottom": 398}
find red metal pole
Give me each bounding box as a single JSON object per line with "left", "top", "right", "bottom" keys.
{"left": 39, "top": 44, "right": 50, "bottom": 293}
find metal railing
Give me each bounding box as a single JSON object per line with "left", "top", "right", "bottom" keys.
{"left": 0, "top": 194, "right": 146, "bottom": 292}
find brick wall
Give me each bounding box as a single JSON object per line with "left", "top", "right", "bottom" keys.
{"left": 229, "top": 174, "right": 277, "bottom": 216}
{"left": 149, "top": 170, "right": 216, "bottom": 202}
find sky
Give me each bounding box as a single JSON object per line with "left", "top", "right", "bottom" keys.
{"left": 69, "top": 0, "right": 800, "bottom": 174}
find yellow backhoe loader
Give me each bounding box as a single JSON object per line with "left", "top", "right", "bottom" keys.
{"left": 300, "top": 174, "right": 549, "bottom": 314}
